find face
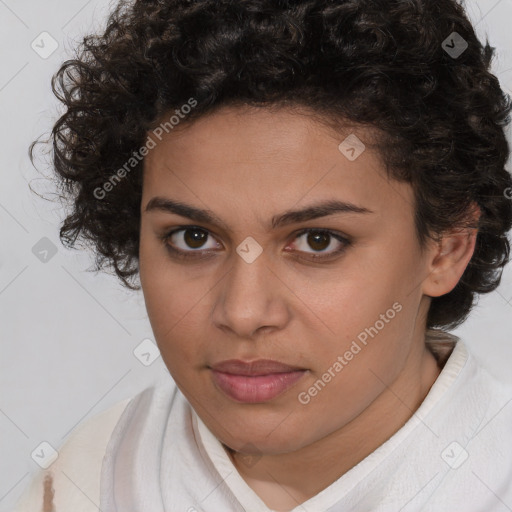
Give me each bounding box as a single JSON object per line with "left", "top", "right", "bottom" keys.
{"left": 139, "top": 105, "right": 434, "bottom": 455}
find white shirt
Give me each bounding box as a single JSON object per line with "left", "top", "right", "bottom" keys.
{"left": 13, "top": 336, "right": 512, "bottom": 512}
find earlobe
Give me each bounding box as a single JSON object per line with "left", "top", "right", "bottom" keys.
{"left": 422, "top": 203, "right": 480, "bottom": 298}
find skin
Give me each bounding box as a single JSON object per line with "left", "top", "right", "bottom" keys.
{"left": 138, "top": 105, "right": 478, "bottom": 510}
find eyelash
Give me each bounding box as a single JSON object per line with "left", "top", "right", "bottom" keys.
{"left": 158, "top": 226, "right": 352, "bottom": 262}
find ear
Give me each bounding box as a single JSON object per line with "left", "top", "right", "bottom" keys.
{"left": 422, "top": 203, "right": 480, "bottom": 298}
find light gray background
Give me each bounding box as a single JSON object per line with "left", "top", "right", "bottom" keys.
{"left": 1, "top": 0, "right": 512, "bottom": 510}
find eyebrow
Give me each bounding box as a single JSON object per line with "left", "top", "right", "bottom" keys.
{"left": 144, "top": 197, "right": 374, "bottom": 230}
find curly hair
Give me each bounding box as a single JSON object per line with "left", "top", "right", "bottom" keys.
{"left": 31, "top": 0, "right": 512, "bottom": 330}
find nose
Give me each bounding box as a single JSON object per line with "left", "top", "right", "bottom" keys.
{"left": 211, "top": 248, "right": 290, "bottom": 340}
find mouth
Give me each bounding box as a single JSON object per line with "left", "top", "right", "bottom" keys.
{"left": 209, "top": 359, "right": 308, "bottom": 403}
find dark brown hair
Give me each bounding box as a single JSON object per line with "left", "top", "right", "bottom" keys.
{"left": 31, "top": 0, "right": 512, "bottom": 330}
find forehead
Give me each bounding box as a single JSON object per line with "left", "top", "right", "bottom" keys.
{"left": 147, "top": 105, "right": 361, "bottom": 160}
{"left": 141, "top": 105, "right": 415, "bottom": 227}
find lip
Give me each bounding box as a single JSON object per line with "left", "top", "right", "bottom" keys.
{"left": 209, "top": 359, "right": 307, "bottom": 403}
{"left": 210, "top": 359, "right": 305, "bottom": 375}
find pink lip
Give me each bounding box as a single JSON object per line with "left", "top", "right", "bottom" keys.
{"left": 209, "top": 359, "right": 307, "bottom": 403}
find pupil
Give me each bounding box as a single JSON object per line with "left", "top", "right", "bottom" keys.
{"left": 185, "top": 229, "right": 206, "bottom": 248}
{"left": 308, "top": 232, "right": 329, "bottom": 251}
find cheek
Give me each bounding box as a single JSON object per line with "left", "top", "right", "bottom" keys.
{"left": 307, "top": 270, "right": 399, "bottom": 342}
{"left": 142, "top": 282, "right": 206, "bottom": 381}
{"left": 140, "top": 232, "right": 193, "bottom": 323}
{"left": 139, "top": 242, "right": 200, "bottom": 352}
{"left": 142, "top": 274, "right": 204, "bottom": 344}
{"left": 297, "top": 267, "right": 411, "bottom": 389}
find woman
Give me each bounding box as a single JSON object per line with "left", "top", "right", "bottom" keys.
{"left": 15, "top": 0, "right": 512, "bottom": 510}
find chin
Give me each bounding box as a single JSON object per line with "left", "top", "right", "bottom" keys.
{"left": 213, "top": 418, "right": 313, "bottom": 455}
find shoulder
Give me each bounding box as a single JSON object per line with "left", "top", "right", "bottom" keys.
{"left": 12, "top": 396, "right": 132, "bottom": 512}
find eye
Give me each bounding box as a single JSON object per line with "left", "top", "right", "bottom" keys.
{"left": 160, "top": 226, "right": 221, "bottom": 258}
{"left": 286, "top": 228, "right": 351, "bottom": 259}
{"left": 159, "top": 226, "right": 351, "bottom": 261}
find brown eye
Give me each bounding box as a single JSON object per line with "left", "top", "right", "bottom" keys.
{"left": 162, "top": 227, "right": 221, "bottom": 254}
{"left": 183, "top": 228, "right": 208, "bottom": 249}
{"left": 159, "top": 226, "right": 351, "bottom": 262}
{"left": 306, "top": 231, "right": 331, "bottom": 252}
{"left": 291, "top": 229, "right": 349, "bottom": 257}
